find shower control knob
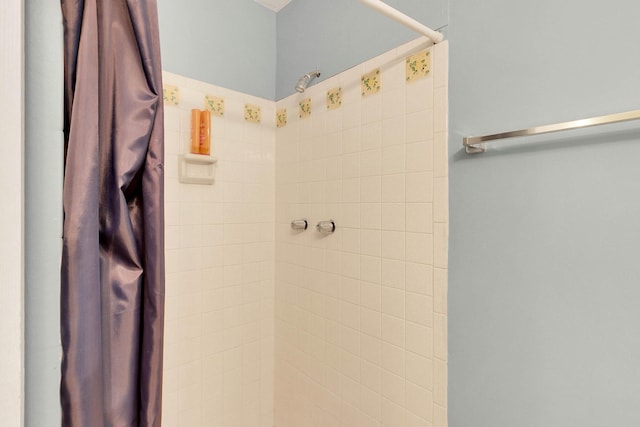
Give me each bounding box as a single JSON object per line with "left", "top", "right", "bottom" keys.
{"left": 316, "top": 220, "right": 336, "bottom": 234}
{"left": 290, "top": 219, "right": 309, "bottom": 231}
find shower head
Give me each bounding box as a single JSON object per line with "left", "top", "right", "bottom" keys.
{"left": 295, "top": 70, "right": 321, "bottom": 93}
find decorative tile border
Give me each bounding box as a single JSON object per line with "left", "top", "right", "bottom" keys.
{"left": 205, "top": 95, "right": 225, "bottom": 117}
{"left": 299, "top": 98, "right": 311, "bottom": 119}
{"left": 406, "top": 49, "right": 431, "bottom": 82}
{"left": 361, "top": 68, "right": 381, "bottom": 97}
{"left": 326, "top": 87, "right": 342, "bottom": 110}
{"left": 276, "top": 108, "right": 287, "bottom": 128}
{"left": 163, "top": 85, "right": 180, "bottom": 106}
{"left": 244, "top": 103, "right": 261, "bottom": 123}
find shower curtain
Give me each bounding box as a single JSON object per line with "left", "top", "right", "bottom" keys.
{"left": 60, "top": 0, "right": 165, "bottom": 425}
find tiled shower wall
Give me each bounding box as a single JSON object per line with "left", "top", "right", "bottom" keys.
{"left": 274, "top": 38, "right": 449, "bottom": 427}
{"left": 161, "top": 72, "right": 276, "bottom": 426}
{"left": 161, "top": 37, "right": 448, "bottom": 427}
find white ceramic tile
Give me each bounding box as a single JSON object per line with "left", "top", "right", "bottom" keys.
{"left": 434, "top": 359, "right": 447, "bottom": 407}
{"left": 381, "top": 174, "right": 405, "bottom": 203}
{"left": 381, "top": 398, "right": 406, "bottom": 427}
{"left": 405, "top": 322, "right": 433, "bottom": 358}
{"left": 433, "top": 177, "right": 448, "bottom": 223}
{"left": 381, "top": 314, "right": 405, "bottom": 348}
{"left": 361, "top": 281, "right": 382, "bottom": 311}
{"left": 433, "top": 132, "right": 448, "bottom": 178}
{"left": 405, "top": 381, "right": 433, "bottom": 422}
{"left": 406, "top": 140, "right": 434, "bottom": 173}
{"left": 271, "top": 36, "right": 447, "bottom": 427}
{"left": 361, "top": 176, "right": 382, "bottom": 203}
{"left": 343, "top": 126, "right": 362, "bottom": 154}
{"left": 343, "top": 203, "right": 362, "bottom": 229}
{"left": 406, "top": 203, "right": 433, "bottom": 234}
{"left": 405, "top": 351, "right": 433, "bottom": 390}
{"left": 343, "top": 178, "right": 361, "bottom": 203}
{"left": 361, "top": 203, "right": 382, "bottom": 230}
{"left": 434, "top": 223, "right": 448, "bottom": 269}
{"left": 381, "top": 286, "right": 405, "bottom": 319}
{"left": 360, "top": 148, "right": 382, "bottom": 177}
{"left": 406, "top": 172, "right": 434, "bottom": 203}
{"left": 434, "top": 314, "right": 447, "bottom": 361}
{"left": 362, "top": 122, "right": 383, "bottom": 151}
{"left": 433, "top": 41, "right": 449, "bottom": 89}
{"left": 434, "top": 87, "right": 448, "bottom": 133}
{"left": 406, "top": 293, "right": 433, "bottom": 328}
{"left": 381, "top": 370, "right": 405, "bottom": 407}
{"left": 382, "top": 87, "right": 406, "bottom": 119}
{"left": 361, "top": 308, "right": 382, "bottom": 338}
{"left": 381, "top": 231, "right": 405, "bottom": 261}
{"left": 382, "top": 144, "right": 406, "bottom": 175}
{"left": 360, "top": 385, "right": 382, "bottom": 421}
{"left": 381, "top": 203, "right": 405, "bottom": 231}
{"left": 406, "top": 110, "right": 434, "bottom": 143}
{"left": 406, "top": 232, "right": 434, "bottom": 265}
{"left": 434, "top": 404, "right": 447, "bottom": 427}
{"left": 381, "top": 258, "right": 405, "bottom": 290}
{"left": 361, "top": 95, "right": 382, "bottom": 125}
{"left": 406, "top": 76, "right": 434, "bottom": 114}
{"left": 163, "top": 73, "right": 275, "bottom": 427}
{"left": 433, "top": 268, "right": 447, "bottom": 315}
{"left": 382, "top": 116, "right": 406, "bottom": 147}
{"left": 361, "top": 359, "right": 382, "bottom": 393}
{"left": 361, "top": 229, "right": 382, "bottom": 257}
{"left": 360, "top": 333, "right": 382, "bottom": 366}
{"left": 342, "top": 228, "right": 361, "bottom": 254}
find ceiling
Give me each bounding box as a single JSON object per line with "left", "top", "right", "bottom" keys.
{"left": 254, "top": 0, "right": 293, "bottom": 12}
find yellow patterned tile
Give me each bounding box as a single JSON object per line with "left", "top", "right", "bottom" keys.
{"left": 244, "top": 104, "right": 261, "bottom": 123}
{"left": 276, "top": 108, "right": 287, "bottom": 128}
{"left": 361, "top": 68, "right": 381, "bottom": 97}
{"left": 299, "top": 98, "right": 311, "bottom": 119}
{"left": 204, "top": 95, "right": 225, "bottom": 117}
{"left": 406, "top": 49, "right": 431, "bottom": 82}
{"left": 163, "top": 85, "right": 180, "bottom": 106}
{"left": 326, "top": 87, "right": 343, "bottom": 110}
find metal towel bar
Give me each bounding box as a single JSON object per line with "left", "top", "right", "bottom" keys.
{"left": 463, "top": 109, "right": 640, "bottom": 154}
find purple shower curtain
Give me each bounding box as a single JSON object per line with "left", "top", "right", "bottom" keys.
{"left": 60, "top": 0, "right": 165, "bottom": 425}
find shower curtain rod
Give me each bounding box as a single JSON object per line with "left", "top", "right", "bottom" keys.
{"left": 357, "top": 0, "right": 444, "bottom": 44}
{"left": 463, "top": 109, "right": 640, "bottom": 154}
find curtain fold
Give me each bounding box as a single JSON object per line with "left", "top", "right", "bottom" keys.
{"left": 60, "top": 0, "right": 165, "bottom": 425}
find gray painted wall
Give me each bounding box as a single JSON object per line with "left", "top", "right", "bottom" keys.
{"left": 157, "top": 0, "right": 449, "bottom": 101}
{"left": 157, "top": 0, "right": 277, "bottom": 100}
{"left": 24, "top": 0, "right": 63, "bottom": 425}
{"left": 25, "top": 1, "right": 640, "bottom": 426}
{"left": 448, "top": 1, "right": 640, "bottom": 426}
{"left": 276, "top": 0, "right": 448, "bottom": 99}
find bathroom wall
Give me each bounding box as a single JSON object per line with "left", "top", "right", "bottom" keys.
{"left": 157, "top": 0, "right": 448, "bottom": 101}
{"left": 276, "top": 0, "right": 448, "bottom": 99}
{"left": 24, "top": 0, "right": 64, "bottom": 425}
{"left": 157, "top": 0, "right": 277, "bottom": 100}
{"left": 448, "top": 0, "right": 640, "bottom": 426}
{"left": 161, "top": 72, "right": 276, "bottom": 426}
{"left": 0, "top": 0, "right": 24, "bottom": 424}
{"left": 274, "top": 38, "right": 449, "bottom": 426}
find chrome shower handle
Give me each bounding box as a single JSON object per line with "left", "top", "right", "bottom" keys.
{"left": 290, "top": 219, "right": 309, "bottom": 231}
{"left": 316, "top": 220, "right": 336, "bottom": 234}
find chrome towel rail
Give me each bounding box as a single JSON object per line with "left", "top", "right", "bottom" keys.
{"left": 463, "top": 109, "right": 640, "bottom": 154}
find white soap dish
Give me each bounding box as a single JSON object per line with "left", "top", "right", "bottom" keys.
{"left": 178, "top": 153, "right": 218, "bottom": 185}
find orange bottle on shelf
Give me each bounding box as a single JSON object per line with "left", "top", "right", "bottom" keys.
{"left": 190, "top": 109, "right": 201, "bottom": 154}
{"left": 199, "top": 110, "right": 211, "bottom": 155}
